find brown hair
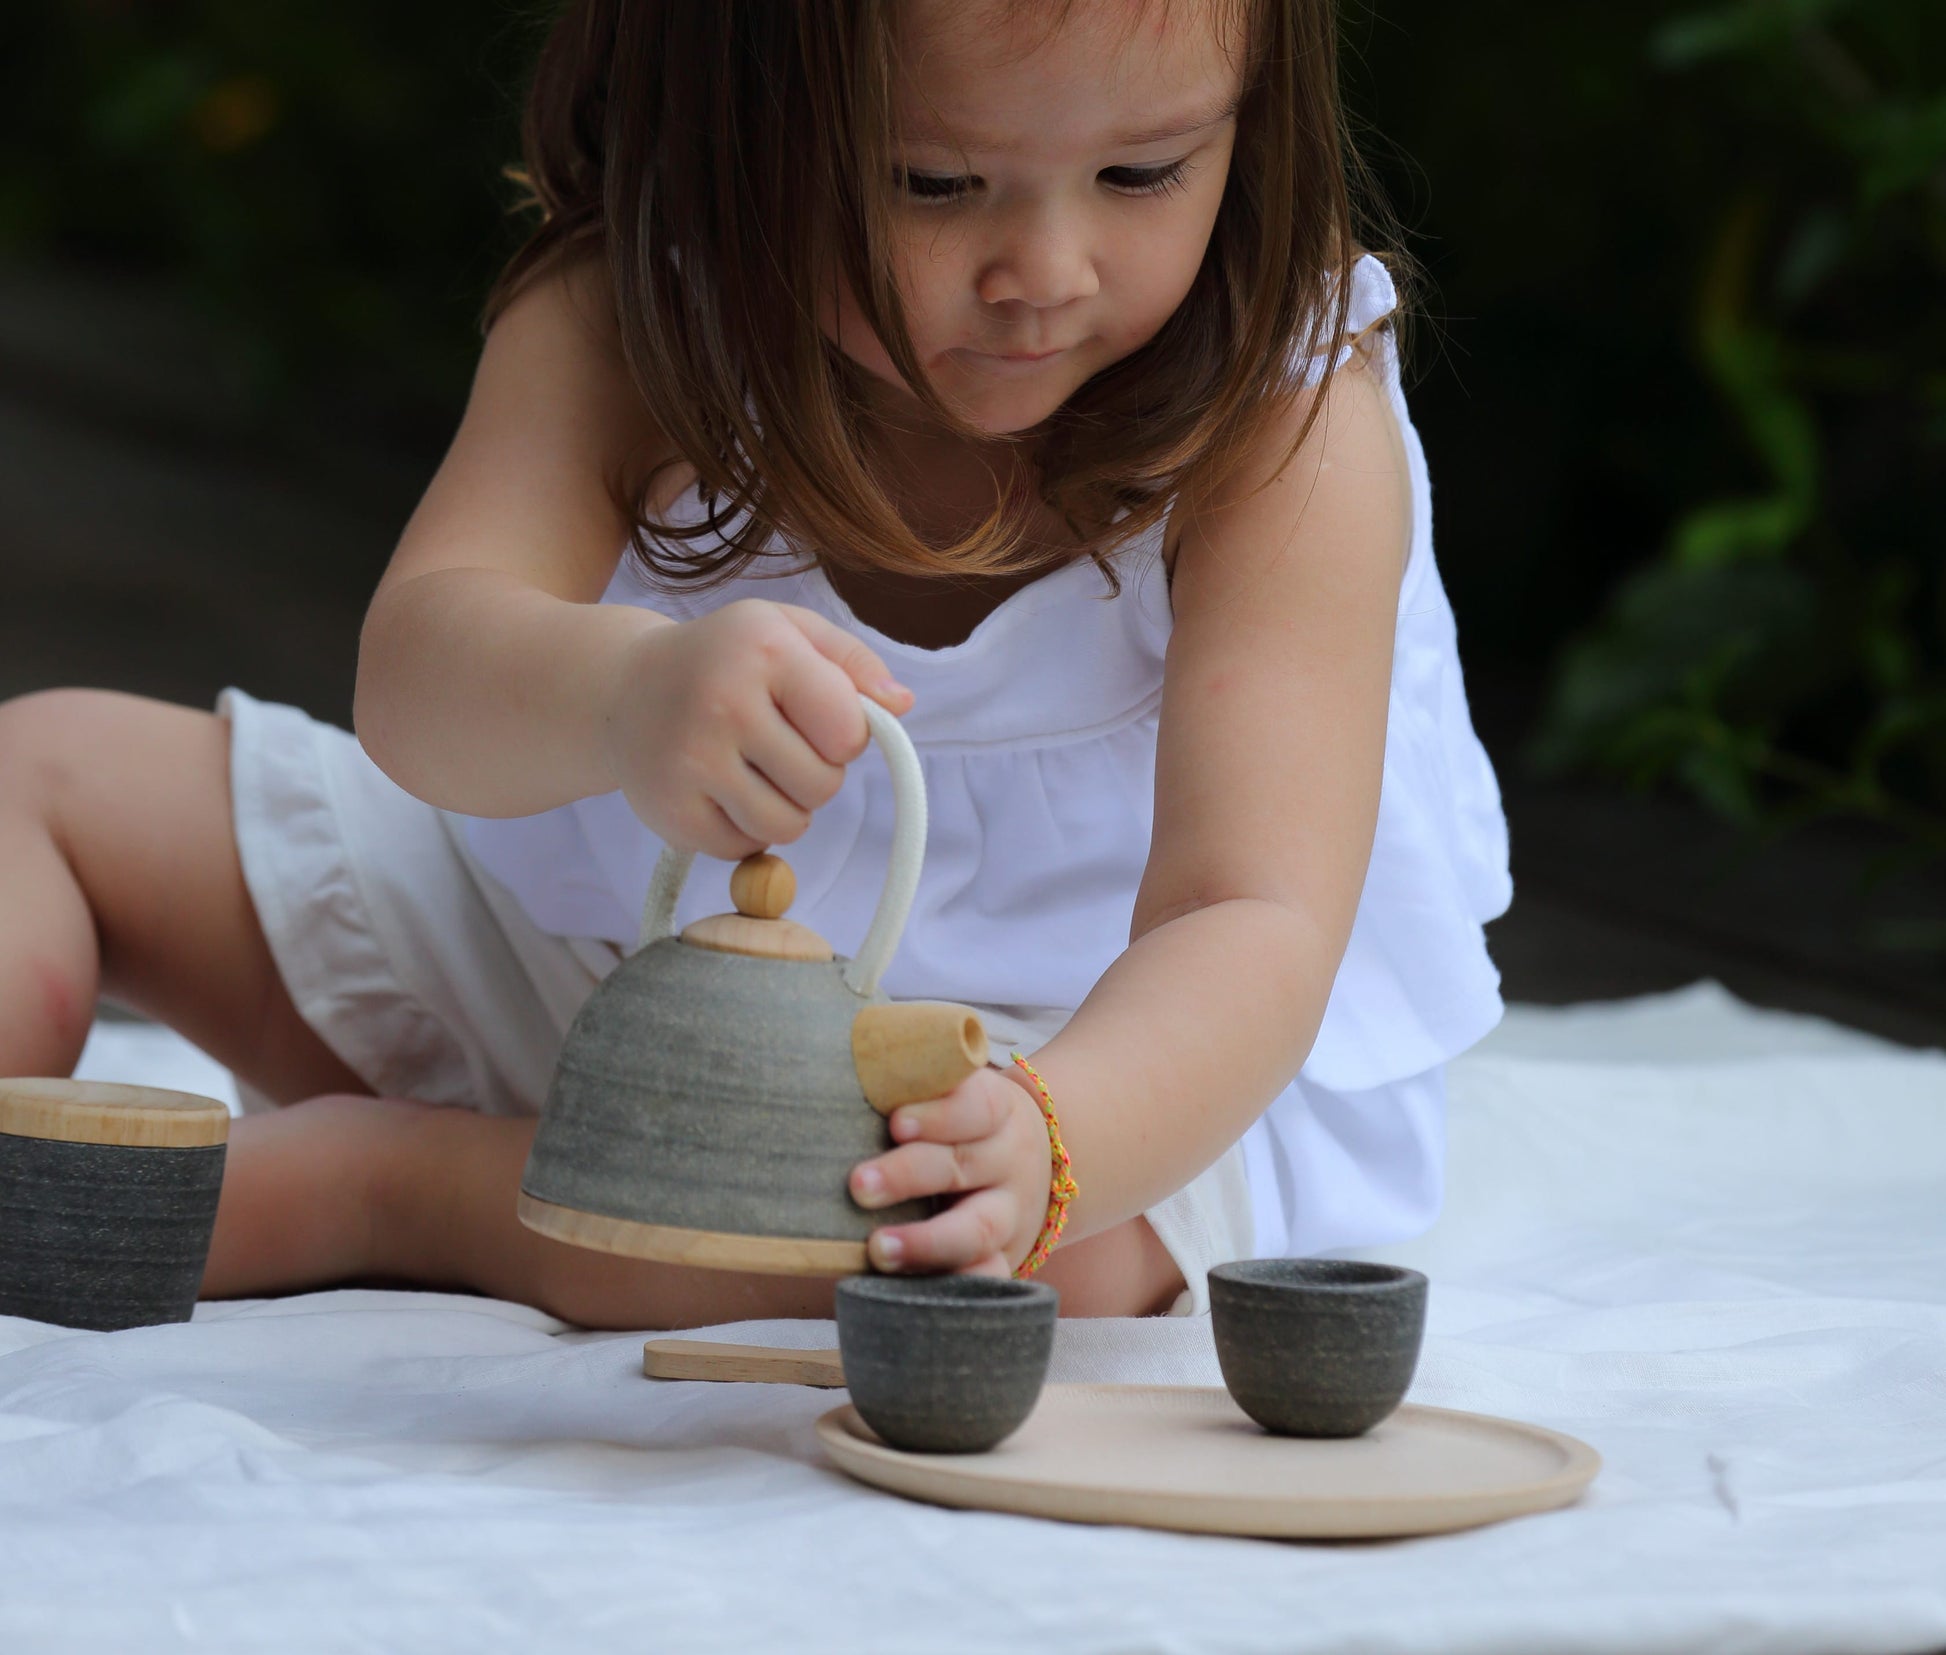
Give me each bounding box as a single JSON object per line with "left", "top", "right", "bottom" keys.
{"left": 486, "top": 0, "right": 1397, "bottom": 596}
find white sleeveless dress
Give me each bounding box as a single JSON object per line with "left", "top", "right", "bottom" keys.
{"left": 461, "top": 255, "right": 1512, "bottom": 1260}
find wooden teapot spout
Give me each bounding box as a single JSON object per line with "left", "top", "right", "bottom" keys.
{"left": 851, "top": 1003, "right": 990, "bottom": 1114}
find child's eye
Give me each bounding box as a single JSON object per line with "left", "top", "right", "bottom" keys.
{"left": 1099, "top": 160, "right": 1190, "bottom": 197}
{"left": 895, "top": 168, "right": 977, "bottom": 203}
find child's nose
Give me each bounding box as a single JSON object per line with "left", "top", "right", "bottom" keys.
{"left": 975, "top": 212, "right": 1100, "bottom": 310}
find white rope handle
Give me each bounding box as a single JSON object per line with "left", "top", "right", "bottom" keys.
{"left": 846, "top": 698, "right": 928, "bottom": 996}
{"left": 637, "top": 696, "right": 926, "bottom": 997}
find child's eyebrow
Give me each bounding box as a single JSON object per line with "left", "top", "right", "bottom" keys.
{"left": 904, "top": 93, "right": 1241, "bottom": 155}
{"left": 1111, "top": 95, "right": 1243, "bottom": 147}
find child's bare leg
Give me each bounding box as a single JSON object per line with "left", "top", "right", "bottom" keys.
{"left": 200, "top": 1090, "right": 835, "bottom": 1318}
{"left": 199, "top": 1094, "right": 411, "bottom": 1296}
{"left": 207, "top": 1088, "right": 1182, "bottom": 1321}
{"left": 0, "top": 689, "right": 369, "bottom": 1099}
{"left": 366, "top": 1100, "right": 842, "bottom": 1327}
{"left": 200, "top": 1092, "right": 839, "bottom": 1319}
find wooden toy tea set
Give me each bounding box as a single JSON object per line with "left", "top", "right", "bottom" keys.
{"left": 520, "top": 697, "right": 1600, "bottom": 1538}
{"left": 648, "top": 1265, "right": 1600, "bottom": 1540}
{"left": 0, "top": 696, "right": 1600, "bottom": 1538}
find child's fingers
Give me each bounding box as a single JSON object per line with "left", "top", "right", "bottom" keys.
{"left": 767, "top": 641, "right": 875, "bottom": 767}
{"left": 850, "top": 1134, "right": 1010, "bottom": 1209}
{"left": 853, "top": 1071, "right": 1036, "bottom": 1207}
{"left": 675, "top": 795, "right": 769, "bottom": 864}
{"left": 709, "top": 760, "right": 813, "bottom": 848}
{"left": 885, "top": 1075, "right": 1013, "bottom": 1148}
{"left": 736, "top": 703, "right": 848, "bottom": 820}
{"left": 867, "top": 1187, "right": 1016, "bottom": 1276}
{"left": 777, "top": 607, "right": 913, "bottom": 718}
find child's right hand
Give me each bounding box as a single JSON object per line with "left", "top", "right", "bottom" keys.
{"left": 599, "top": 599, "right": 913, "bottom": 861}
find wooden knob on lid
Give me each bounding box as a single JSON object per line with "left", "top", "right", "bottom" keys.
{"left": 730, "top": 854, "right": 795, "bottom": 919}
{"left": 681, "top": 853, "right": 835, "bottom": 962}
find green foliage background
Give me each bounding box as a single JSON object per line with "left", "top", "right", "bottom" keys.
{"left": 3, "top": 0, "right": 1942, "bottom": 861}
{"left": 1343, "top": 0, "right": 1945, "bottom": 869}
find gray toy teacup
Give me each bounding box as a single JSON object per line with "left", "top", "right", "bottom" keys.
{"left": 1209, "top": 1258, "right": 1427, "bottom": 1437}
{"left": 836, "top": 1274, "right": 1058, "bottom": 1453}
{"left": 519, "top": 697, "right": 993, "bottom": 1279}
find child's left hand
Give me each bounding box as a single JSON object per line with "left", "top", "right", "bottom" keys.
{"left": 848, "top": 1066, "right": 1052, "bottom": 1277}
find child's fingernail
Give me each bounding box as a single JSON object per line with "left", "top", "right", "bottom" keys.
{"left": 855, "top": 1166, "right": 883, "bottom": 1200}
{"left": 873, "top": 679, "right": 910, "bottom": 703}
{"left": 891, "top": 1112, "right": 917, "bottom": 1141}
{"left": 873, "top": 1233, "right": 904, "bottom": 1269}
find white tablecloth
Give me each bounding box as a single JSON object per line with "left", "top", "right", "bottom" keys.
{"left": 3, "top": 982, "right": 1941, "bottom": 1654}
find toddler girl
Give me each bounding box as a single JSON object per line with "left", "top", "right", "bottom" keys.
{"left": 0, "top": 0, "right": 1508, "bottom": 1326}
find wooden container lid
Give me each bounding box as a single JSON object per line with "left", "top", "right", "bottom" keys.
{"left": 680, "top": 853, "right": 835, "bottom": 963}
{"left": 0, "top": 1078, "right": 232, "bottom": 1148}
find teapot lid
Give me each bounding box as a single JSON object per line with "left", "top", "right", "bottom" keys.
{"left": 679, "top": 854, "right": 834, "bottom": 963}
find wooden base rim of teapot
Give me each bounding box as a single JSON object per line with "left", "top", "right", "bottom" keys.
{"left": 516, "top": 1192, "right": 869, "bottom": 1277}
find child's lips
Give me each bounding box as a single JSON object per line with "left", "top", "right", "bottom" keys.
{"left": 955, "top": 344, "right": 1075, "bottom": 376}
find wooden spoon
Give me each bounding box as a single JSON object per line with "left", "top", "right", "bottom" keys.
{"left": 643, "top": 1339, "right": 846, "bottom": 1388}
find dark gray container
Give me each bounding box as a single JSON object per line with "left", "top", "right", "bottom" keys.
{"left": 0, "top": 1079, "right": 230, "bottom": 1331}
{"left": 1209, "top": 1258, "right": 1428, "bottom": 1437}
{"left": 836, "top": 1274, "right": 1058, "bottom": 1454}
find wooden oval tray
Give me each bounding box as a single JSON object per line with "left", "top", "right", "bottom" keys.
{"left": 817, "top": 1383, "right": 1599, "bottom": 1539}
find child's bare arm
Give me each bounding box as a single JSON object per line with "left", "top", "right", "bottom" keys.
{"left": 1048, "top": 353, "right": 1409, "bottom": 1239}
{"left": 354, "top": 257, "right": 913, "bottom": 847}
{"left": 850, "top": 352, "right": 1411, "bottom": 1271}
{"left": 353, "top": 256, "right": 682, "bottom": 816}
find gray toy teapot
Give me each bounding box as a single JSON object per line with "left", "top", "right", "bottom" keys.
{"left": 518, "top": 698, "right": 992, "bottom": 1276}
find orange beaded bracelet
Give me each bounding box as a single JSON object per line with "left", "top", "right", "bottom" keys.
{"left": 1009, "top": 1051, "right": 1078, "bottom": 1279}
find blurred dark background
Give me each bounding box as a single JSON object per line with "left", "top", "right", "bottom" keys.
{"left": 2, "top": 0, "right": 1942, "bottom": 1042}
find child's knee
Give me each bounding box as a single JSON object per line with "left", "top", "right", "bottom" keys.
{"left": 0, "top": 688, "right": 99, "bottom": 812}
{"left": 0, "top": 687, "right": 193, "bottom": 825}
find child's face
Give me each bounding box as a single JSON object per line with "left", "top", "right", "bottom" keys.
{"left": 830, "top": 0, "right": 1245, "bottom": 438}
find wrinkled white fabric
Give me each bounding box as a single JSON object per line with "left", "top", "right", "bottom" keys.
{"left": 23, "top": 983, "right": 1943, "bottom": 1655}
{"left": 463, "top": 254, "right": 1512, "bottom": 1260}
